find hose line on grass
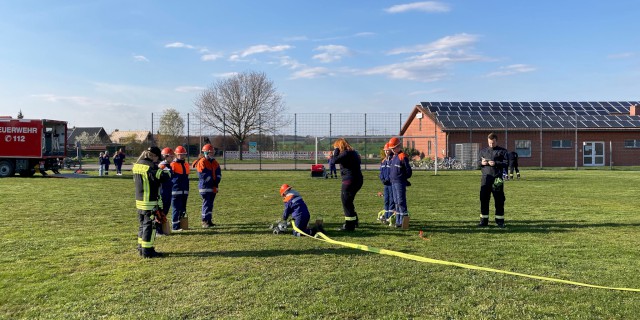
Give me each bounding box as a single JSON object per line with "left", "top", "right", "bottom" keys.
{"left": 292, "top": 224, "right": 640, "bottom": 292}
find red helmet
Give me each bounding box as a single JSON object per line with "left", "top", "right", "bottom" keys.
{"left": 174, "top": 146, "right": 187, "bottom": 155}
{"left": 388, "top": 137, "right": 401, "bottom": 148}
{"left": 161, "top": 147, "right": 174, "bottom": 156}
{"left": 202, "top": 144, "right": 214, "bottom": 152}
{"left": 383, "top": 143, "right": 390, "bottom": 151}
{"left": 279, "top": 184, "right": 291, "bottom": 197}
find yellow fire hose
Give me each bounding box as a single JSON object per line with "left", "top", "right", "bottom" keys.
{"left": 292, "top": 224, "right": 639, "bottom": 292}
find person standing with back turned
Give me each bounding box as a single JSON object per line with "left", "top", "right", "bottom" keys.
{"left": 332, "top": 138, "right": 363, "bottom": 232}
{"left": 477, "top": 133, "right": 509, "bottom": 228}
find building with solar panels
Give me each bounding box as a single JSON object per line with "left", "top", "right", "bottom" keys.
{"left": 401, "top": 101, "right": 640, "bottom": 168}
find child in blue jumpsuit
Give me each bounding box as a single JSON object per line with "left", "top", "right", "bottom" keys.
{"left": 379, "top": 142, "right": 395, "bottom": 223}
{"left": 196, "top": 144, "right": 221, "bottom": 228}
{"left": 280, "top": 184, "right": 324, "bottom": 236}
{"left": 328, "top": 154, "right": 337, "bottom": 178}
{"left": 388, "top": 137, "right": 412, "bottom": 228}
{"left": 170, "top": 146, "right": 190, "bottom": 231}
{"left": 157, "top": 147, "right": 174, "bottom": 235}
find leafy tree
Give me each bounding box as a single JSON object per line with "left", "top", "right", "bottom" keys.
{"left": 194, "top": 71, "right": 287, "bottom": 160}
{"left": 157, "top": 108, "right": 184, "bottom": 148}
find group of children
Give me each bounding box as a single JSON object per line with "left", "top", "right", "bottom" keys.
{"left": 154, "top": 144, "right": 222, "bottom": 235}
{"left": 279, "top": 137, "right": 412, "bottom": 237}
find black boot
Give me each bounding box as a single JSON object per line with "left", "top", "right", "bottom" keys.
{"left": 141, "top": 247, "right": 163, "bottom": 258}
{"left": 337, "top": 220, "right": 356, "bottom": 231}
{"left": 477, "top": 217, "right": 489, "bottom": 227}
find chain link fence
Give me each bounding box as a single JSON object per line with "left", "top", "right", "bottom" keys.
{"left": 148, "top": 111, "right": 640, "bottom": 171}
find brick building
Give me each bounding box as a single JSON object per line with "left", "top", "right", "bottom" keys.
{"left": 401, "top": 101, "right": 640, "bottom": 167}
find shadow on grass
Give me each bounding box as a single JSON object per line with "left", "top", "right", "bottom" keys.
{"left": 165, "top": 247, "right": 372, "bottom": 258}
{"left": 419, "top": 220, "right": 640, "bottom": 234}
{"left": 167, "top": 223, "right": 388, "bottom": 238}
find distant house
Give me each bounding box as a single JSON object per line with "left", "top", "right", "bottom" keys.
{"left": 401, "top": 101, "right": 640, "bottom": 167}
{"left": 67, "top": 127, "right": 111, "bottom": 147}
{"left": 109, "top": 130, "right": 152, "bottom": 144}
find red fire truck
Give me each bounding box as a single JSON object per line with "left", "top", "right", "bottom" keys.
{"left": 0, "top": 117, "right": 67, "bottom": 177}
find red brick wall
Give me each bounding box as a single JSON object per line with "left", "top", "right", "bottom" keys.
{"left": 445, "top": 130, "right": 640, "bottom": 167}
{"left": 402, "top": 115, "right": 447, "bottom": 159}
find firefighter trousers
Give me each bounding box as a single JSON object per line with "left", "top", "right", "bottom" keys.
{"left": 138, "top": 210, "right": 156, "bottom": 255}
{"left": 200, "top": 192, "right": 217, "bottom": 222}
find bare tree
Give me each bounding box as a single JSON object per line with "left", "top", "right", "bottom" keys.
{"left": 157, "top": 108, "right": 185, "bottom": 148}
{"left": 194, "top": 71, "right": 287, "bottom": 160}
{"left": 75, "top": 132, "right": 102, "bottom": 145}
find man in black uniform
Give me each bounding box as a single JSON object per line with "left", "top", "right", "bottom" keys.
{"left": 477, "top": 133, "right": 508, "bottom": 228}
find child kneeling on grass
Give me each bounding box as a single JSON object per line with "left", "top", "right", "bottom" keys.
{"left": 280, "top": 184, "right": 324, "bottom": 236}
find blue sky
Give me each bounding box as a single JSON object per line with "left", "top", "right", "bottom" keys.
{"left": 0, "top": 1, "right": 638, "bottom": 132}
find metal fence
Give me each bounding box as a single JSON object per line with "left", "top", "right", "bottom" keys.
{"left": 149, "top": 111, "right": 640, "bottom": 170}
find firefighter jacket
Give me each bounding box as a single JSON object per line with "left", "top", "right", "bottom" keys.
{"left": 158, "top": 160, "right": 173, "bottom": 201}
{"left": 196, "top": 156, "right": 221, "bottom": 193}
{"left": 282, "top": 189, "right": 310, "bottom": 222}
{"left": 379, "top": 155, "right": 392, "bottom": 185}
{"left": 389, "top": 151, "right": 412, "bottom": 185}
{"left": 333, "top": 149, "right": 363, "bottom": 181}
{"left": 170, "top": 159, "right": 190, "bottom": 195}
{"left": 477, "top": 146, "right": 508, "bottom": 186}
{"left": 133, "top": 158, "right": 169, "bottom": 210}
{"left": 508, "top": 151, "right": 519, "bottom": 166}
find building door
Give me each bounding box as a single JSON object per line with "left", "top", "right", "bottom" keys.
{"left": 583, "top": 141, "right": 604, "bottom": 166}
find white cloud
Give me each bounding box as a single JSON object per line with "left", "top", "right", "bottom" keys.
{"left": 175, "top": 86, "right": 205, "bottom": 93}
{"left": 360, "top": 33, "right": 486, "bottom": 81}
{"left": 385, "top": 1, "right": 450, "bottom": 13}
{"left": 485, "top": 64, "right": 536, "bottom": 77}
{"left": 279, "top": 56, "right": 305, "bottom": 70}
{"left": 607, "top": 52, "right": 635, "bottom": 59}
{"left": 165, "top": 42, "right": 196, "bottom": 49}
{"left": 201, "top": 53, "right": 222, "bottom": 61}
{"left": 213, "top": 72, "right": 238, "bottom": 78}
{"left": 133, "top": 55, "right": 149, "bottom": 62}
{"left": 313, "top": 45, "right": 351, "bottom": 63}
{"left": 290, "top": 67, "right": 332, "bottom": 79}
{"left": 239, "top": 44, "right": 293, "bottom": 57}
{"left": 388, "top": 33, "right": 478, "bottom": 55}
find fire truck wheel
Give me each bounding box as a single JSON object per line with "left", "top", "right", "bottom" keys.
{"left": 0, "top": 160, "right": 15, "bottom": 178}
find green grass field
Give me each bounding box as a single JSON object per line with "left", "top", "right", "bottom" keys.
{"left": 1, "top": 170, "right": 639, "bottom": 319}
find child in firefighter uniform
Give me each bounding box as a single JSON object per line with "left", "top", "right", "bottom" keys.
{"left": 388, "top": 137, "right": 412, "bottom": 228}
{"left": 170, "top": 146, "right": 190, "bottom": 231}
{"left": 133, "top": 146, "right": 170, "bottom": 258}
{"left": 280, "top": 184, "right": 324, "bottom": 236}
{"left": 195, "top": 144, "right": 221, "bottom": 228}
{"left": 378, "top": 143, "right": 395, "bottom": 224}
{"left": 157, "top": 148, "right": 174, "bottom": 235}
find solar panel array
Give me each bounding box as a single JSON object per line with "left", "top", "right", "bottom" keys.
{"left": 420, "top": 101, "right": 640, "bottom": 129}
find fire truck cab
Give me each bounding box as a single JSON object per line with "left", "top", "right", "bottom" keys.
{"left": 0, "top": 117, "right": 67, "bottom": 177}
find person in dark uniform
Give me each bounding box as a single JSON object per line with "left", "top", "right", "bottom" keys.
{"left": 328, "top": 154, "right": 337, "bottom": 178}
{"left": 279, "top": 184, "right": 324, "bottom": 236}
{"left": 113, "top": 148, "right": 126, "bottom": 175}
{"left": 477, "top": 133, "right": 509, "bottom": 228}
{"left": 332, "top": 138, "right": 363, "bottom": 231}
{"left": 388, "top": 137, "right": 412, "bottom": 228}
{"left": 378, "top": 143, "right": 395, "bottom": 224}
{"left": 170, "top": 146, "right": 190, "bottom": 231}
{"left": 133, "top": 146, "right": 170, "bottom": 258}
{"left": 508, "top": 151, "right": 520, "bottom": 180}
{"left": 156, "top": 147, "right": 174, "bottom": 236}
